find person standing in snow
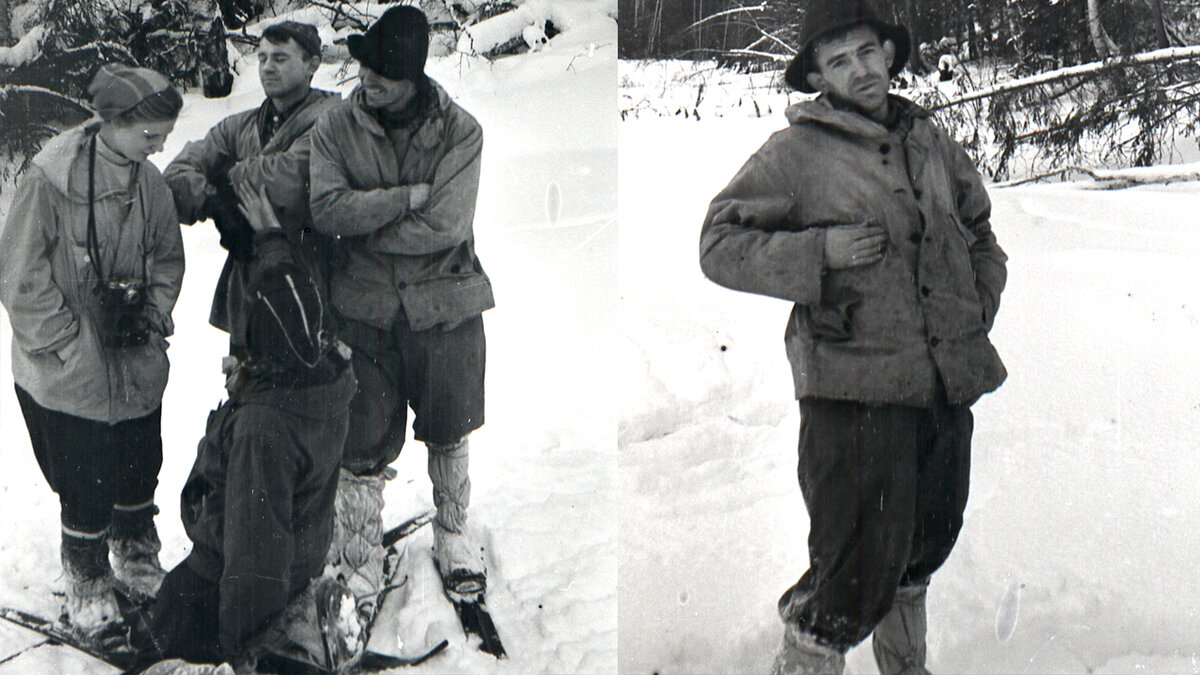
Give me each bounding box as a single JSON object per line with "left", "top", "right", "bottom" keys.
{"left": 144, "top": 181, "right": 357, "bottom": 674}
{"left": 163, "top": 20, "right": 339, "bottom": 361}
{"left": 699, "top": 1, "right": 1007, "bottom": 672}
{"left": 0, "top": 65, "right": 184, "bottom": 637}
{"left": 308, "top": 5, "right": 493, "bottom": 615}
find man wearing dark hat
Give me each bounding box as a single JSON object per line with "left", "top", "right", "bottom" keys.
{"left": 164, "top": 20, "right": 339, "bottom": 360}
{"left": 308, "top": 4, "right": 493, "bottom": 619}
{"left": 699, "top": 1, "right": 1007, "bottom": 672}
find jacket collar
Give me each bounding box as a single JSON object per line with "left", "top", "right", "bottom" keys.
{"left": 785, "top": 94, "right": 930, "bottom": 139}
{"left": 348, "top": 78, "right": 452, "bottom": 140}
{"left": 259, "top": 88, "right": 338, "bottom": 153}
{"left": 32, "top": 121, "right": 101, "bottom": 197}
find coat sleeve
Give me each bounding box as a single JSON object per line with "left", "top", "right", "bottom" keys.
{"left": 699, "top": 141, "right": 826, "bottom": 307}
{"left": 0, "top": 169, "right": 79, "bottom": 355}
{"left": 163, "top": 117, "right": 240, "bottom": 225}
{"left": 308, "top": 114, "right": 422, "bottom": 239}
{"left": 944, "top": 137, "right": 1007, "bottom": 330}
{"left": 217, "top": 418, "right": 299, "bottom": 661}
{"left": 369, "top": 117, "right": 483, "bottom": 256}
{"left": 228, "top": 133, "right": 312, "bottom": 217}
{"left": 142, "top": 175, "right": 185, "bottom": 337}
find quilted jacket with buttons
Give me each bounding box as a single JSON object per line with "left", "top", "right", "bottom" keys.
{"left": 700, "top": 95, "right": 1007, "bottom": 407}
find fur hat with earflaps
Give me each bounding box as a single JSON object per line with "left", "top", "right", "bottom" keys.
{"left": 784, "top": 0, "right": 911, "bottom": 93}
{"left": 347, "top": 6, "right": 430, "bottom": 82}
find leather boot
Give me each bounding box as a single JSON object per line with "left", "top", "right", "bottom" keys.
{"left": 872, "top": 583, "right": 930, "bottom": 675}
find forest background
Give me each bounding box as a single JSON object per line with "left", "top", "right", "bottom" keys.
{"left": 619, "top": 0, "right": 1200, "bottom": 180}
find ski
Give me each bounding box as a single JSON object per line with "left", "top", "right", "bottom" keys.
{"left": 382, "top": 508, "right": 436, "bottom": 549}
{"left": 257, "top": 640, "right": 449, "bottom": 674}
{"left": 452, "top": 597, "right": 507, "bottom": 658}
{"left": 0, "top": 606, "right": 136, "bottom": 672}
{"left": 358, "top": 640, "right": 449, "bottom": 671}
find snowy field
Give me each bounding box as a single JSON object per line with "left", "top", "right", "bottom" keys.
{"left": 619, "top": 109, "right": 1200, "bottom": 672}
{"left": 0, "top": 3, "right": 617, "bottom": 672}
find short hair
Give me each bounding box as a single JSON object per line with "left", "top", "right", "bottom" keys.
{"left": 110, "top": 85, "right": 184, "bottom": 125}
{"left": 262, "top": 22, "right": 322, "bottom": 60}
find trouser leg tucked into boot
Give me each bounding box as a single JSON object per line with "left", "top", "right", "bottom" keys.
{"left": 322, "top": 469, "right": 389, "bottom": 621}
{"left": 772, "top": 623, "right": 846, "bottom": 675}
{"left": 109, "top": 502, "right": 165, "bottom": 600}
{"left": 872, "top": 583, "right": 930, "bottom": 675}
{"left": 61, "top": 529, "right": 120, "bottom": 635}
{"left": 428, "top": 438, "right": 485, "bottom": 597}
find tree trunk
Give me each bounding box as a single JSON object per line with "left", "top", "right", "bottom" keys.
{"left": 1086, "top": 0, "right": 1120, "bottom": 58}
{"left": 0, "top": 0, "right": 11, "bottom": 47}
{"left": 1146, "top": 0, "right": 1170, "bottom": 49}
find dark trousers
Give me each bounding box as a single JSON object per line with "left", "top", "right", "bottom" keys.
{"left": 148, "top": 560, "right": 221, "bottom": 665}
{"left": 15, "top": 385, "right": 162, "bottom": 534}
{"left": 778, "top": 396, "right": 973, "bottom": 649}
{"left": 338, "top": 315, "right": 485, "bottom": 474}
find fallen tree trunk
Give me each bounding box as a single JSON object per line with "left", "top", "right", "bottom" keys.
{"left": 934, "top": 45, "right": 1200, "bottom": 109}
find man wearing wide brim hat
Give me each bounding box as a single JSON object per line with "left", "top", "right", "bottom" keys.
{"left": 307, "top": 3, "right": 495, "bottom": 636}
{"left": 699, "top": 1, "right": 1007, "bottom": 673}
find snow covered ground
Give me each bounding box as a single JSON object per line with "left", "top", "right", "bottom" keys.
{"left": 619, "top": 110, "right": 1200, "bottom": 672}
{"left": 0, "top": 3, "right": 616, "bottom": 672}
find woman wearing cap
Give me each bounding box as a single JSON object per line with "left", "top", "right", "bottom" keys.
{"left": 0, "top": 64, "right": 184, "bottom": 638}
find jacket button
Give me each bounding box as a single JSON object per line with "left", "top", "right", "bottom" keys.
{"left": 450, "top": 264, "right": 461, "bottom": 273}
{"left": 913, "top": 189, "right": 923, "bottom": 200}
{"left": 921, "top": 285, "right": 931, "bottom": 297}
{"left": 930, "top": 336, "right": 941, "bottom": 347}
{"left": 909, "top": 233, "right": 922, "bottom": 244}
{"left": 397, "top": 282, "right": 408, "bottom": 290}
{"left": 879, "top": 143, "right": 890, "bottom": 154}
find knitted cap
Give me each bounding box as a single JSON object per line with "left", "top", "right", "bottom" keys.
{"left": 347, "top": 6, "right": 429, "bottom": 82}
{"left": 262, "top": 20, "right": 322, "bottom": 59}
{"left": 87, "top": 64, "right": 173, "bottom": 120}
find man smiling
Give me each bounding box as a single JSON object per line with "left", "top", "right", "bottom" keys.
{"left": 308, "top": 3, "right": 494, "bottom": 632}
{"left": 165, "top": 20, "right": 338, "bottom": 358}
{"left": 700, "top": 1, "right": 1008, "bottom": 672}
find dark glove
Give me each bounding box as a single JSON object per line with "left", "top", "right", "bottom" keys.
{"left": 207, "top": 171, "right": 255, "bottom": 262}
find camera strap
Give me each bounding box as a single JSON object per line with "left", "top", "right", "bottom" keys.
{"left": 85, "top": 134, "right": 108, "bottom": 287}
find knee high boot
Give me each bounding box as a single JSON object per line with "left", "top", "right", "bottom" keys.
{"left": 109, "top": 502, "right": 165, "bottom": 600}
{"left": 872, "top": 583, "right": 930, "bottom": 675}
{"left": 61, "top": 529, "right": 121, "bottom": 635}
{"left": 428, "top": 438, "right": 485, "bottom": 597}
{"left": 772, "top": 624, "right": 846, "bottom": 675}
{"left": 322, "top": 469, "right": 389, "bottom": 620}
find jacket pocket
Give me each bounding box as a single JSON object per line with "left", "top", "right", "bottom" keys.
{"left": 806, "top": 284, "right": 860, "bottom": 342}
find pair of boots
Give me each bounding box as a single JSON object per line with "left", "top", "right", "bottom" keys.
{"left": 771, "top": 584, "right": 929, "bottom": 675}
{"left": 62, "top": 505, "right": 165, "bottom": 636}
{"left": 321, "top": 438, "right": 486, "bottom": 608}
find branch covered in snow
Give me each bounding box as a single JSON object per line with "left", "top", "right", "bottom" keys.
{"left": 0, "top": 25, "right": 46, "bottom": 68}
{"left": 935, "top": 45, "right": 1200, "bottom": 109}
{"left": 993, "top": 163, "right": 1200, "bottom": 189}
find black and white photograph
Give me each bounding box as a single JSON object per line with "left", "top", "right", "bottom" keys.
{"left": 0, "top": 0, "right": 616, "bottom": 671}
{"left": 619, "top": 0, "right": 1200, "bottom": 673}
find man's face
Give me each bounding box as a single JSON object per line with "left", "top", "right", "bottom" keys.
{"left": 806, "top": 25, "right": 895, "bottom": 120}
{"left": 102, "top": 118, "right": 176, "bottom": 162}
{"left": 358, "top": 65, "right": 416, "bottom": 111}
{"left": 258, "top": 38, "right": 317, "bottom": 101}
